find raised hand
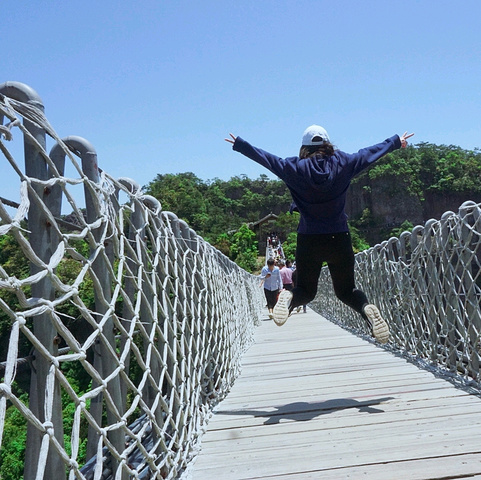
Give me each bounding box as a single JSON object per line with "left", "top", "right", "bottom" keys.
{"left": 225, "top": 133, "right": 237, "bottom": 144}
{"left": 400, "top": 131, "right": 414, "bottom": 148}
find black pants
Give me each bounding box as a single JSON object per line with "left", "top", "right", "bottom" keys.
{"left": 291, "top": 231, "right": 368, "bottom": 317}
{"left": 264, "top": 288, "right": 279, "bottom": 310}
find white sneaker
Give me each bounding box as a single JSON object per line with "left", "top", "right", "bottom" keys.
{"left": 273, "top": 290, "right": 293, "bottom": 326}
{"left": 363, "top": 304, "right": 390, "bottom": 344}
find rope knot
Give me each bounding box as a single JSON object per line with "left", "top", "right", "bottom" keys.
{"left": 43, "top": 421, "right": 55, "bottom": 436}
{"left": 0, "top": 384, "right": 12, "bottom": 396}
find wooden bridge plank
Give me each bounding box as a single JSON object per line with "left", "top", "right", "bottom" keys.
{"left": 200, "top": 403, "right": 481, "bottom": 444}
{"left": 186, "top": 309, "right": 481, "bottom": 480}
{"left": 193, "top": 454, "right": 481, "bottom": 480}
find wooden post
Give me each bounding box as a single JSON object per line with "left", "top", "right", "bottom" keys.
{"left": 0, "top": 82, "right": 66, "bottom": 480}
{"left": 57, "top": 136, "right": 124, "bottom": 476}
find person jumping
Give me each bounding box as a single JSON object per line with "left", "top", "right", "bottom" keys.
{"left": 225, "top": 125, "right": 414, "bottom": 343}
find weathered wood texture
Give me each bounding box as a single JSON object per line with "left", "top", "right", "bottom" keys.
{"left": 188, "top": 309, "right": 481, "bottom": 480}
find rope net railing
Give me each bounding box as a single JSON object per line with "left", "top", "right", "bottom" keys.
{"left": 0, "top": 82, "right": 263, "bottom": 480}
{"left": 311, "top": 200, "right": 481, "bottom": 389}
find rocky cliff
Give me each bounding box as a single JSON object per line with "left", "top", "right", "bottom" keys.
{"left": 346, "top": 171, "right": 481, "bottom": 245}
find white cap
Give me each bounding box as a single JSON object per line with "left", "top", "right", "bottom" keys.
{"left": 301, "top": 125, "right": 330, "bottom": 146}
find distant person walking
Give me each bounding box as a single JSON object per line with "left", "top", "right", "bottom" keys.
{"left": 226, "top": 126, "right": 414, "bottom": 343}
{"left": 279, "top": 259, "right": 294, "bottom": 291}
{"left": 259, "top": 258, "right": 283, "bottom": 319}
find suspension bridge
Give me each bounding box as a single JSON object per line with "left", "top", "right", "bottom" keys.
{"left": 0, "top": 82, "right": 480, "bottom": 479}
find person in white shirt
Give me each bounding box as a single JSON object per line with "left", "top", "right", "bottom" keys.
{"left": 259, "top": 258, "right": 283, "bottom": 321}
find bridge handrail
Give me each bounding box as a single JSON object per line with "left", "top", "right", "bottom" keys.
{"left": 311, "top": 201, "right": 481, "bottom": 389}
{"left": 0, "top": 82, "right": 263, "bottom": 479}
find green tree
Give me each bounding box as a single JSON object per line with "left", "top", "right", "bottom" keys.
{"left": 272, "top": 212, "right": 299, "bottom": 238}
{"left": 0, "top": 232, "right": 32, "bottom": 376}
{"left": 230, "top": 224, "right": 258, "bottom": 273}
{"left": 0, "top": 392, "right": 28, "bottom": 480}
{"left": 212, "top": 233, "right": 231, "bottom": 257}
{"left": 282, "top": 232, "right": 298, "bottom": 260}
{"left": 348, "top": 224, "right": 370, "bottom": 253}
{"left": 389, "top": 220, "right": 414, "bottom": 238}
{"left": 144, "top": 172, "right": 208, "bottom": 232}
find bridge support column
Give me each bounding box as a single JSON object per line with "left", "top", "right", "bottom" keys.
{"left": 0, "top": 81, "right": 65, "bottom": 480}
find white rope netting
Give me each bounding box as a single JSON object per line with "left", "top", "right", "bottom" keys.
{"left": 0, "top": 85, "right": 263, "bottom": 479}
{"left": 312, "top": 201, "right": 481, "bottom": 388}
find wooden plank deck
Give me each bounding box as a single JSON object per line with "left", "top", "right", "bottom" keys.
{"left": 187, "top": 308, "right": 481, "bottom": 480}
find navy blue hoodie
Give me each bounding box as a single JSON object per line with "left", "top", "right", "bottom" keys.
{"left": 233, "top": 135, "right": 401, "bottom": 234}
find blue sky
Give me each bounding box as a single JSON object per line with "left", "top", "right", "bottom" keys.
{"left": 2, "top": 0, "right": 480, "bottom": 204}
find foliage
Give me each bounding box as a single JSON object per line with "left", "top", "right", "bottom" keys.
{"left": 144, "top": 172, "right": 208, "bottom": 232}
{"left": 389, "top": 220, "right": 414, "bottom": 239}
{"left": 0, "top": 377, "right": 91, "bottom": 480}
{"left": 212, "top": 233, "right": 231, "bottom": 257}
{"left": 61, "top": 376, "right": 89, "bottom": 465}
{"left": 0, "top": 392, "right": 27, "bottom": 480}
{"left": 350, "top": 143, "right": 481, "bottom": 244}
{"left": 0, "top": 232, "right": 32, "bottom": 389}
{"left": 0, "top": 232, "right": 95, "bottom": 478}
{"left": 144, "top": 173, "right": 292, "bottom": 241}
{"left": 349, "top": 224, "right": 370, "bottom": 253}
{"left": 281, "top": 232, "right": 298, "bottom": 260}
{"left": 361, "top": 143, "right": 481, "bottom": 199}
{"left": 271, "top": 212, "right": 299, "bottom": 239}
{"left": 0, "top": 231, "right": 30, "bottom": 278}
{"left": 230, "top": 224, "right": 258, "bottom": 272}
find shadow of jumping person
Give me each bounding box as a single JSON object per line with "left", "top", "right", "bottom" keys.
{"left": 216, "top": 397, "right": 394, "bottom": 425}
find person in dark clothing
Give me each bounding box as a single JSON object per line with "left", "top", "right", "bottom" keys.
{"left": 291, "top": 266, "right": 307, "bottom": 313}
{"left": 225, "top": 125, "right": 414, "bottom": 343}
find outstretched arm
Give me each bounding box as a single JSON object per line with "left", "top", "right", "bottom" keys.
{"left": 349, "top": 131, "right": 414, "bottom": 176}
{"left": 224, "top": 133, "right": 288, "bottom": 179}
